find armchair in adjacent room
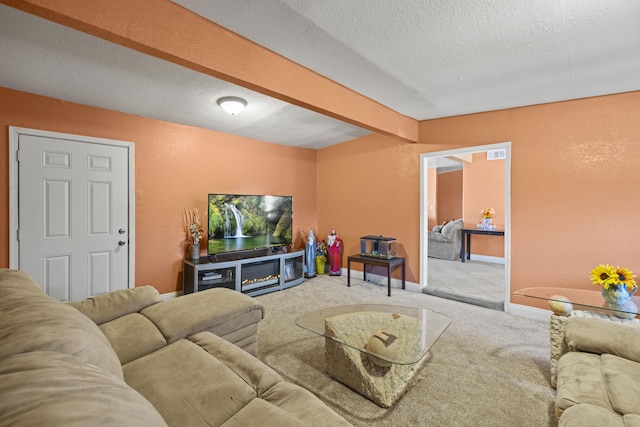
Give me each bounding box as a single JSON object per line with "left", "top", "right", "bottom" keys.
{"left": 427, "top": 219, "right": 464, "bottom": 261}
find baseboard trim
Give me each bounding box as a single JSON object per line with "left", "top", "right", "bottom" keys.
{"left": 509, "top": 303, "right": 551, "bottom": 322}
{"left": 468, "top": 254, "right": 505, "bottom": 264}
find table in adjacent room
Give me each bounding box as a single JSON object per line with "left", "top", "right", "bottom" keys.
{"left": 347, "top": 254, "right": 405, "bottom": 296}
{"left": 460, "top": 228, "right": 505, "bottom": 262}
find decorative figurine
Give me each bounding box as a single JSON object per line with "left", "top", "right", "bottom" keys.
{"left": 305, "top": 230, "right": 317, "bottom": 277}
{"left": 328, "top": 230, "right": 343, "bottom": 276}
{"left": 327, "top": 229, "right": 337, "bottom": 248}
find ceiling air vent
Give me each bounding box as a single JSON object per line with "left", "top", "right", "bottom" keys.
{"left": 486, "top": 149, "right": 506, "bottom": 160}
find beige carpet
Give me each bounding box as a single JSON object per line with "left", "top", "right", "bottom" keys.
{"left": 255, "top": 275, "right": 557, "bottom": 427}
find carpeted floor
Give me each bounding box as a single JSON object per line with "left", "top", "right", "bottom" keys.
{"left": 255, "top": 275, "right": 557, "bottom": 427}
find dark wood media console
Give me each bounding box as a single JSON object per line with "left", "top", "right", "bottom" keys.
{"left": 183, "top": 249, "right": 305, "bottom": 297}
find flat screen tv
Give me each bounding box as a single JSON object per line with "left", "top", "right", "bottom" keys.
{"left": 207, "top": 194, "right": 293, "bottom": 256}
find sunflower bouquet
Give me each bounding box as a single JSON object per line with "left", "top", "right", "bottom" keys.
{"left": 480, "top": 208, "right": 494, "bottom": 219}
{"left": 590, "top": 264, "right": 637, "bottom": 292}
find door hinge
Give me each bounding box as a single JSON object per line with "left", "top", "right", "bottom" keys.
{"left": 16, "top": 150, "right": 20, "bottom": 162}
{"left": 16, "top": 229, "right": 21, "bottom": 241}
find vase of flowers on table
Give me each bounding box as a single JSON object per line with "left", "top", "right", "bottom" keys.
{"left": 590, "top": 263, "right": 637, "bottom": 317}
{"left": 480, "top": 208, "right": 494, "bottom": 230}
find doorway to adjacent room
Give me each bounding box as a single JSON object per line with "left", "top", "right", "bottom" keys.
{"left": 419, "top": 143, "right": 511, "bottom": 312}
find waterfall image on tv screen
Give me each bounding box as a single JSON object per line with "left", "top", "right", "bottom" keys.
{"left": 207, "top": 194, "right": 293, "bottom": 255}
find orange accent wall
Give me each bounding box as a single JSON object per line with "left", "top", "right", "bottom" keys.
{"left": 317, "top": 91, "right": 640, "bottom": 308}
{"left": 462, "top": 154, "right": 505, "bottom": 258}
{"left": 0, "top": 87, "right": 317, "bottom": 294}
{"left": 2, "top": 89, "right": 640, "bottom": 307}
{"left": 427, "top": 92, "right": 640, "bottom": 308}
{"left": 427, "top": 168, "right": 438, "bottom": 230}
{"left": 317, "top": 134, "right": 423, "bottom": 282}
{"left": 436, "top": 170, "right": 463, "bottom": 223}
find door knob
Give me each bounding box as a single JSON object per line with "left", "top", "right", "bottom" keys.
{"left": 118, "top": 240, "right": 126, "bottom": 246}
{"left": 119, "top": 228, "right": 126, "bottom": 234}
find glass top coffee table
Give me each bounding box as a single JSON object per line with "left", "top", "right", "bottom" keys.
{"left": 515, "top": 287, "right": 640, "bottom": 319}
{"left": 295, "top": 304, "right": 451, "bottom": 407}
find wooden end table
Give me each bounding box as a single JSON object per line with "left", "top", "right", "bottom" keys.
{"left": 347, "top": 254, "right": 405, "bottom": 296}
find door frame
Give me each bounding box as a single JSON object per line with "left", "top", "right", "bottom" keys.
{"left": 419, "top": 142, "right": 511, "bottom": 313}
{"left": 8, "top": 126, "right": 136, "bottom": 289}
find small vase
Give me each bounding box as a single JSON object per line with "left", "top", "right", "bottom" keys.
{"left": 601, "top": 284, "right": 634, "bottom": 305}
{"left": 482, "top": 217, "right": 492, "bottom": 230}
{"left": 601, "top": 285, "right": 638, "bottom": 319}
{"left": 190, "top": 243, "right": 200, "bottom": 260}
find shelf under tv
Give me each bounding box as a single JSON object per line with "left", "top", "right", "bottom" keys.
{"left": 183, "top": 249, "right": 304, "bottom": 297}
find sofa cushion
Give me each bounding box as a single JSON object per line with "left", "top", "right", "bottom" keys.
{"left": 124, "top": 332, "right": 351, "bottom": 427}
{"left": 556, "top": 352, "right": 614, "bottom": 415}
{"left": 67, "top": 285, "right": 163, "bottom": 325}
{"left": 558, "top": 404, "right": 625, "bottom": 427}
{"left": 556, "top": 350, "right": 640, "bottom": 419}
{"left": 565, "top": 317, "right": 640, "bottom": 364}
{"left": 99, "top": 313, "right": 168, "bottom": 364}
{"left": 191, "top": 332, "right": 351, "bottom": 426}
{"left": 0, "top": 269, "right": 123, "bottom": 379}
{"left": 258, "top": 381, "right": 353, "bottom": 427}
{"left": 189, "top": 331, "right": 285, "bottom": 395}
{"left": 124, "top": 337, "right": 263, "bottom": 427}
{"left": 0, "top": 351, "right": 167, "bottom": 427}
{"left": 141, "top": 288, "right": 264, "bottom": 344}
{"left": 601, "top": 353, "right": 640, "bottom": 416}
{"left": 190, "top": 332, "right": 351, "bottom": 426}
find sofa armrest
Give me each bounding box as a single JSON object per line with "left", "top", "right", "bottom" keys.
{"left": 67, "top": 286, "right": 163, "bottom": 325}
{"left": 428, "top": 231, "right": 450, "bottom": 243}
{"left": 141, "top": 288, "right": 264, "bottom": 344}
{"left": 565, "top": 316, "right": 640, "bottom": 363}
{"left": 441, "top": 219, "right": 463, "bottom": 240}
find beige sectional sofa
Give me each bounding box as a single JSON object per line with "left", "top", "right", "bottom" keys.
{"left": 0, "top": 268, "right": 351, "bottom": 426}
{"left": 555, "top": 316, "right": 640, "bottom": 426}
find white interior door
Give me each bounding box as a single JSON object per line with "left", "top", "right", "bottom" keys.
{"left": 11, "top": 128, "right": 134, "bottom": 301}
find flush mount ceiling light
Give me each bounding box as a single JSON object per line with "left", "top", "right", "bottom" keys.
{"left": 217, "top": 96, "right": 247, "bottom": 115}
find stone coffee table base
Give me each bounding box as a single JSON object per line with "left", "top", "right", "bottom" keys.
{"left": 324, "top": 312, "right": 427, "bottom": 408}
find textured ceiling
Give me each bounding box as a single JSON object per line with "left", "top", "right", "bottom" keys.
{"left": 176, "top": 0, "right": 640, "bottom": 120}
{"left": 1, "top": 1, "right": 639, "bottom": 149}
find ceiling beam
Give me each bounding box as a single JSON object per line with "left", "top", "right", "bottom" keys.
{"left": 2, "top": 0, "right": 419, "bottom": 143}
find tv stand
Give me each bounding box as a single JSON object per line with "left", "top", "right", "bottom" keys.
{"left": 183, "top": 250, "right": 304, "bottom": 297}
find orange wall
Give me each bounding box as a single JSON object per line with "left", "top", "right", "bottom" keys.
{"left": 317, "top": 134, "right": 423, "bottom": 282}
{"left": 427, "top": 168, "right": 438, "bottom": 230}
{"left": 0, "top": 87, "right": 318, "bottom": 294}
{"left": 317, "top": 91, "right": 640, "bottom": 306}
{"left": 462, "top": 154, "right": 505, "bottom": 257}
{"left": 3, "top": 88, "right": 639, "bottom": 308}
{"left": 436, "top": 170, "right": 463, "bottom": 223}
